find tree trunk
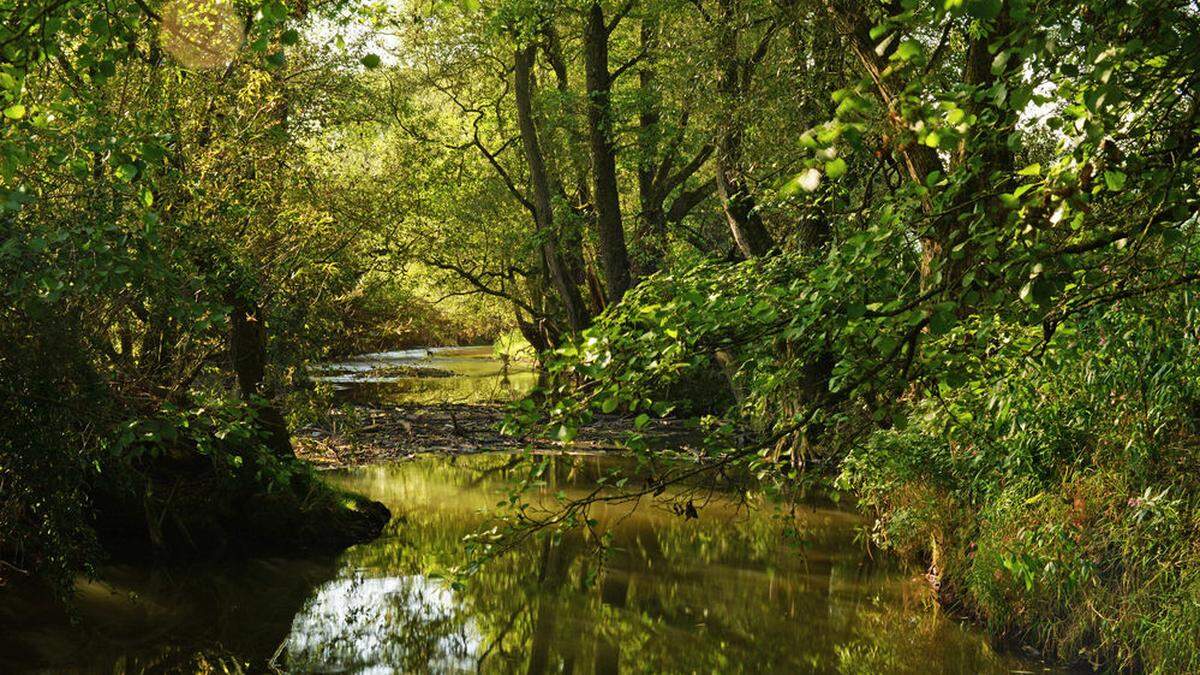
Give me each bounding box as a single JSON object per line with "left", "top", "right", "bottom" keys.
{"left": 715, "top": 0, "right": 776, "bottom": 259}
{"left": 583, "top": 2, "right": 632, "bottom": 303}
{"left": 636, "top": 14, "right": 668, "bottom": 275}
{"left": 225, "top": 286, "right": 293, "bottom": 459}
{"left": 514, "top": 44, "right": 591, "bottom": 333}
{"left": 541, "top": 24, "right": 592, "bottom": 292}
{"left": 822, "top": 0, "right": 948, "bottom": 282}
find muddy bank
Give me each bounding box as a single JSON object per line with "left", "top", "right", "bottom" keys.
{"left": 294, "top": 402, "right": 694, "bottom": 468}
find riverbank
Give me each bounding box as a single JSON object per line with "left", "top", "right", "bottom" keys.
{"left": 294, "top": 401, "right": 693, "bottom": 468}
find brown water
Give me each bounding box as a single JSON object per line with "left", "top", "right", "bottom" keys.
{"left": 0, "top": 453, "right": 1060, "bottom": 674}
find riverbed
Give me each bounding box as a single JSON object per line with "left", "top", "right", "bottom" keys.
{"left": 0, "top": 349, "right": 1062, "bottom": 673}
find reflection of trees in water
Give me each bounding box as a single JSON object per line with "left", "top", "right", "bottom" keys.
{"left": 340, "top": 371, "right": 539, "bottom": 406}
{"left": 312, "top": 456, "right": 1038, "bottom": 673}
{"left": 286, "top": 574, "right": 480, "bottom": 673}
{"left": 4, "top": 454, "right": 1033, "bottom": 672}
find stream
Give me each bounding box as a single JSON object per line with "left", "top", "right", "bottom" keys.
{"left": 0, "top": 349, "right": 1061, "bottom": 673}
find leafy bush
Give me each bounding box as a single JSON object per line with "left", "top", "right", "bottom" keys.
{"left": 840, "top": 301, "right": 1200, "bottom": 671}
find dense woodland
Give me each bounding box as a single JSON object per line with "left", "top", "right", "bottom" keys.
{"left": 2, "top": 0, "right": 1199, "bottom": 671}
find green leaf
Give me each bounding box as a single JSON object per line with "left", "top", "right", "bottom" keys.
{"left": 1017, "top": 163, "right": 1041, "bottom": 176}
{"left": 115, "top": 163, "right": 138, "bottom": 182}
{"left": 634, "top": 413, "right": 650, "bottom": 429}
{"left": 929, "top": 309, "right": 955, "bottom": 335}
{"left": 825, "top": 157, "right": 848, "bottom": 179}
{"left": 894, "top": 40, "right": 922, "bottom": 61}
{"left": 4, "top": 104, "right": 25, "bottom": 120}
{"left": 967, "top": 0, "right": 1002, "bottom": 20}
{"left": 1019, "top": 272, "right": 1055, "bottom": 307}
{"left": 361, "top": 54, "right": 382, "bottom": 69}
{"left": 1019, "top": 281, "right": 1034, "bottom": 303}
{"left": 555, "top": 424, "right": 577, "bottom": 442}
{"left": 991, "top": 50, "right": 1010, "bottom": 75}
{"left": 281, "top": 29, "right": 300, "bottom": 45}
{"left": 780, "top": 168, "right": 821, "bottom": 196}
{"left": 1104, "top": 170, "right": 1126, "bottom": 191}
{"left": 601, "top": 397, "right": 618, "bottom": 413}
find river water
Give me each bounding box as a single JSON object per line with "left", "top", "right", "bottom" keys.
{"left": 0, "top": 349, "right": 1060, "bottom": 673}
{"left": 312, "top": 346, "right": 538, "bottom": 405}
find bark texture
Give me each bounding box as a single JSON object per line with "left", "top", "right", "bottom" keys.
{"left": 514, "top": 45, "right": 591, "bottom": 333}
{"left": 584, "top": 2, "right": 633, "bottom": 303}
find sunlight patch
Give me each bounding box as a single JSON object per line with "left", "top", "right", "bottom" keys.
{"left": 161, "top": 0, "right": 244, "bottom": 70}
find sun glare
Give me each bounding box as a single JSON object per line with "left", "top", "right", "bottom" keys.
{"left": 161, "top": 0, "right": 244, "bottom": 70}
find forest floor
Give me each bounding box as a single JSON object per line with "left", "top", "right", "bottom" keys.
{"left": 293, "top": 402, "right": 694, "bottom": 468}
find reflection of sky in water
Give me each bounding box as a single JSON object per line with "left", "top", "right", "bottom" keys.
{"left": 312, "top": 347, "right": 467, "bottom": 382}
{"left": 0, "top": 454, "right": 1062, "bottom": 673}
{"left": 314, "top": 347, "right": 496, "bottom": 374}
{"left": 286, "top": 573, "right": 480, "bottom": 674}
{"left": 312, "top": 346, "right": 536, "bottom": 403}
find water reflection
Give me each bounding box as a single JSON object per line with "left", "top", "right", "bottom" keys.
{"left": 314, "top": 346, "right": 538, "bottom": 405}
{"left": 287, "top": 574, "right": 480, "bottom": 673}
{"left": 0, "top": 453, "right": 1060, "bottom": 673}
{"left": 286, "top": 455, "right": 1058, "bottom": 674}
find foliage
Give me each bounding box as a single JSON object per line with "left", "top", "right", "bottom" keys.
{"left": 0, "top": 0, "right": 394, "bottom": 595}
{"left": 441, "top": 0, "right": 1200, "bottom": 670}
{"left": 2, "top": 0, "right": 1199, "bottom": 670}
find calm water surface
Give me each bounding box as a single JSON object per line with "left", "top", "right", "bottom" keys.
{"left": 314, "top": 346, "right": 537, "bottom": 405}
{"left": 0, "top": 455, "right": 1058, "bottom": 674}
{"left": 0, "top": 350, "right": 1061, "bottom": 673}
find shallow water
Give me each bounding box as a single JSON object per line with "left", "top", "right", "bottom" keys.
{"left": 0, "top": 352, "right": 1062, "bottom": 673}
{"left": 314, "top": 345, "right": 538, "bottom": 405}
{"left": 0, "top": 453, "right": 1059, "bottom": 674}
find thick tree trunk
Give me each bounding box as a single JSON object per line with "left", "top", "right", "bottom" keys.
{"left": 583, "top": 3, "right": 632, "bottom": 303}
{"left": 961, "top": 11, "right": 1016, "bottom": 196}
{"left": 541, "top": 24, "right": 592, "bottom": 291}
{"left": 715, "top": 0, "right": 776, "bottom": 259}
{"left": 514, "top": 45, "right": 591, "bottom": 333}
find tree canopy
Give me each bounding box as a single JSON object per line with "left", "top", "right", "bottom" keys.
{"left": 2, "top": 0, "right": 1199, "bottom": 669}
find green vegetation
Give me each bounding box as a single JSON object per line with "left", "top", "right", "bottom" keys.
{"left": 0, "top": 0, "right": 407, "bottom": 596}
{"left": 2, "top": 0, "right": 1198, "bottom": 671}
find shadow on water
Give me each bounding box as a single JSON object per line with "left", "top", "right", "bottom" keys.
{"left": 0, "top": 453, "right": 1063, "bottom": 673}
{"left": 0, "top": 349, "right": 1066, "bottom": 673}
